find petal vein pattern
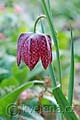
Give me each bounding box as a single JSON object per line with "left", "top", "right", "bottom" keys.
{"left": 17, "top": 33, "right": 52, "bottom": 70}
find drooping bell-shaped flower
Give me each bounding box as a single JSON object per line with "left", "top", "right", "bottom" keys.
{"left": 17, "top": 32, "right": 52, "bottom": 70}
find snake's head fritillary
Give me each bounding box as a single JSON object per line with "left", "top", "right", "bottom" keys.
{"left": 17, "top": 32, "right": 52, "bottom": 70}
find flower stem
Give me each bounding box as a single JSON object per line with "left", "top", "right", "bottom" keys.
{"left": 48, "top": 64, "right": 57, "bottom": 88}
{"left": 34, "top": 15, "right": 46, "bottom": 33}
{"left": 41, "top": 0, "right": 62, "bottom": 88}
{"left": 34, "top": 15, "right": 57, "bottom": 88}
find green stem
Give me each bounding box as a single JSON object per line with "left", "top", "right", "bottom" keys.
{"left": 68, "top": 26, "right": 74, "bottom": 106}
{"left": 34, "top": 15, "right": 46, "bottom": 33}
{"left": 47, "top": 1, "right": 63, "bottom": 119}
{"left": 48, "top": 64, "right": 57, "bottom": 88}
{"left": 41, "top": 0, "right": 62, "bottom": 88}
{"left": 47, "top": 0, "right": 51, "bottom": 12}
{"left": 34, "top": 15, "right": 57, "bottom": 88}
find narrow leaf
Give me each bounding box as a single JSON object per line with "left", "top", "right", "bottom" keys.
{"left": 68, "top": 26, "right": 74, "bottom": 105}
{"left": 0, "top": 80, "right": 44, "bottom": 116}
{"left": 53, "top": 86, "right": 78, "bottom": 120}
{"left": 41, "top": 0, "right": 62, "bottom": 87}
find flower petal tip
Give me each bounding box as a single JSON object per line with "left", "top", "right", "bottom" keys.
{"left": 17, "top": 33, "right": 52, "bottom": 70}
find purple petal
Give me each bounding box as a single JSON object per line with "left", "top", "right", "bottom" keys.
{"left": 17, "top": 32, "right": 32, "bottom": 66}
{"left": 24, "top": 35, "right": 39, "bottom": 70}
{"left": 46, "top": 35, "right": 52, "bottom": 64}
{"left": 17, "top": 32, "right": 52, "bottom": 70}
{"left": 38, "top": 35, "right": 51, "bottom": 69}
{"left": 29, "top": 35, "right": 39, "bottom": 70}
{"left": 21, "top": 37, "right": 30, "bottom": 66}
{"left": 22, "top": 34, "right": 39, "bottom": 70}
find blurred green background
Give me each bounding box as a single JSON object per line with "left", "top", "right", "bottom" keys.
{"left": 0, "top": 0, "right": 80, "bottom": 120}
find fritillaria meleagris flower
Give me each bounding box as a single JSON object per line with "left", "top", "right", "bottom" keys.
{"left": 17, "top": 32, "right": 52, "bottom": 70}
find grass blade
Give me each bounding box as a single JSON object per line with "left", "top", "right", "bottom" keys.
{"left": 41, "top": 0, "right": 62, "bottom": 87}
{"left": 68, "top": 26, "right": 74, "bottom": 105}
{"left": 53, "top": 86, "right": 78, "bottom": 120}
{"left": 0, "top": 80, "right": 44, "bottom": 116}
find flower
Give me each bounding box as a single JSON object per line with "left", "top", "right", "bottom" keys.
{"left": 0, "top": 33, "right": 6, "bottom": 39}
{"left": 17, "top": 32, "right": 52, "bottom": 70}
{"left": 20, "top": 89, "right": 38, "bottom": 101}
{"left": 14, "top": 5, "right": 23, "bottom": 13}
{"left": 0, "top": 5, "right": 5, "bottom": 12}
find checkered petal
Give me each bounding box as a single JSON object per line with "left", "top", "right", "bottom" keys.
{"left": 38, "top": 34, "right": 52, "bottom": 69}
{"left": 17, "top": 33, "right": 52, "bottom": 70}
{"left": 46, "top": 35, "right": 52, "bottom": 64}
{"left": 17, "top": 32, "right": 32, "bottom": 66}
{"left": 22, "top": 34, "right": 39, "bottom": 70}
